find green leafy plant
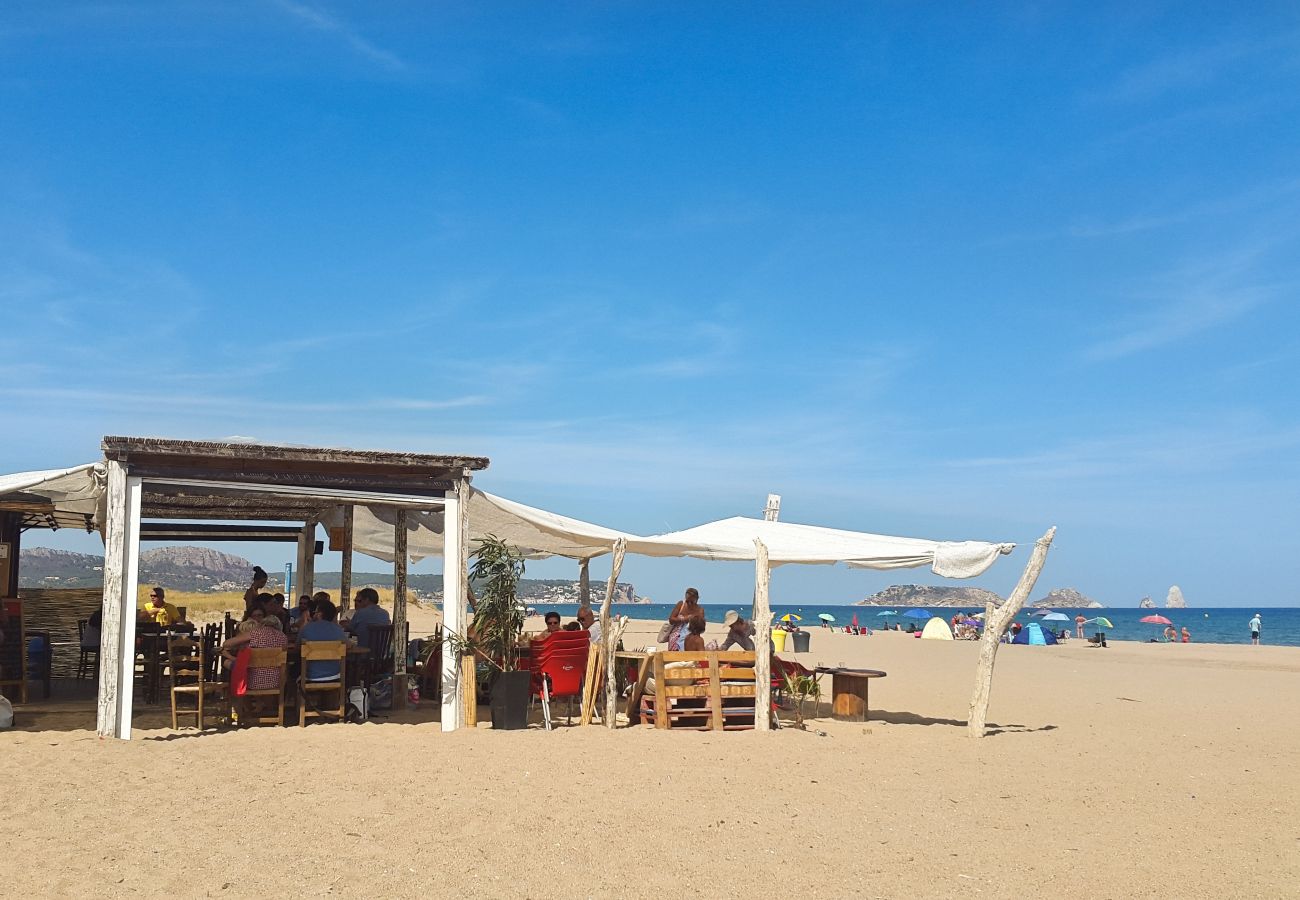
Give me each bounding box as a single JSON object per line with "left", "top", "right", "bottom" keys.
{"left": 466, "top": 534, "right": 527, "bottom": 681}
{"left": 783, "top": 670, "right": 822, "bottom": 730}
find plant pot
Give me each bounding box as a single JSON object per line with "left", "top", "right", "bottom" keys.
{"left": 489, "top": 669, "right": 532, "bottom": 730}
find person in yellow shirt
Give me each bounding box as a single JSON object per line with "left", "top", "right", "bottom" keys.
{"left": 141, "top": 587, "right": 181, "bottom": 626}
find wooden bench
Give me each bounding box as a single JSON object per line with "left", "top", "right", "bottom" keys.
{"left": 638, "top": 650, "right": 758, "bottom": 731}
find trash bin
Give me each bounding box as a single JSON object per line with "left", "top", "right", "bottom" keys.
{"left": 771, "top": 630, "right": 789, "bottom": 652}
{"left": 791, "top": 631, "right": 811, "bottom": 653}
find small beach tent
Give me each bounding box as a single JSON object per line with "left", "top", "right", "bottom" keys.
{"left": 1011, "top": 622, "right": 1058, "bottom": 645}
{"left": 920, "top": 617, "right": 954, "bottom": 640}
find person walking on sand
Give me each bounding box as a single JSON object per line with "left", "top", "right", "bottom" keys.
{"left": 1248, "top": 613, "right": 1262, "bottom": 645}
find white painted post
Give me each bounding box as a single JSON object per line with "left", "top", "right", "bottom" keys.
{"left": 96, "top": 464, "right": 142, "bottom": 740}
{"left": 441, "top": 485, "right": 465, "bottom": 731}
{"left": 763, "top": 494, "right": 781, "bottom": 522}
{"left": 753, "top": 538, "right": 772, "bottom": 732}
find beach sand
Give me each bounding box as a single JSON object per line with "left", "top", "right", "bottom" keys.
{"left": 2, "top": 613, "right": 1297, "bottom": 899}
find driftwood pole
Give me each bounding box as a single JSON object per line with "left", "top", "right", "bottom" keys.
{"left": 967, "top": 526, "right": 1056, "bottom": 738}
{"left": 392, "top": 509, "right": 409, "bottom": 703}
{"left": 598, "top": 539, "right": 626, "bottom": 727}
{"left": 603, "top": 615, "right": 628, "bottom": 728}
{"left": 96, "top": 461, "right": 142, "bottom": 739}
{"left": 578, "top": 558, "right": 590, "bottom": 605}
{"left": 753, "top": 539, "right": 772, "bottom": 732}
{"left": 339, "top": 505, "right": 354, "bottom": 612}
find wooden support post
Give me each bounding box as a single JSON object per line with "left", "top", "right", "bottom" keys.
{"left": 578, "top": 558, "right": 590, "bottom": 605}
{"left": 295, "top": 519, "right": 317, "bottom": 598}
{"left": 392, "top": 509, "right": 408, "bottom": 704}
{"left": 579, "top": 643, "right": 603, "bottom": 726}
{"left": 967, "top": 527, "right": 1056, "bottom": 738}
{"left": 96, "top": 462, "right": 142, "bottom": 740}
{"left": 440, "top": 481, "right": 467, "bottom": 731}
{"left": 598, "top": 539, "right": 625, "bottom": 728}
{"left": 339, "top": 505, "right": 354, "bottom": 612}
{"left": 753, "top": 538, "right": 772, "bottom": 732}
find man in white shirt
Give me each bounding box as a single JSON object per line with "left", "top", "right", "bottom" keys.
{"left": 576, "top": 605, "right": 601, "bottom": 645}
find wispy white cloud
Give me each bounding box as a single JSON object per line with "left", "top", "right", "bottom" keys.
{"left": 0, "top": 386, "right": 490, "bottom": 416}
{"left": 1083, "top": 241, "right": 1291, "bottom": 361}
{"left": 269, "top": 0, "right": 408, "bottom": 72}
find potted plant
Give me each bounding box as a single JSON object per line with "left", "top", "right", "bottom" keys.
{"left": 467, "top": 535, "right": 530, "bottom": 729}
{"left": 782, "top": 669, "right": 822, "bottom": 730}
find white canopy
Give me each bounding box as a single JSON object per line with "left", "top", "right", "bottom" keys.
{"left": 627, "top": 516, "right": 1014, "bottom": 578}
{"left": 0, "top": 463, "right": 106, "bottom": 528}
{"left": 318, "top": 488, "right": 641, "bottom": 564}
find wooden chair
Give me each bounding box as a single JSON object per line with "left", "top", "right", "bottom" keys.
{"left": 640, "top": 651, "right": 758, "bottom": 731}
{"left": 411, "top": 626, "right": 442, "bottom": 702}
{"left": 167, "top": 635, "right": 225, "bottom": 730}
{"left": 77, "top": 619, "right": 100, "bottom": 681}
{"left": 241, "top": 647, "right": 288, "bottom": 726}
{"left": 298, "top": 641, "right": 347, "bottom": 726}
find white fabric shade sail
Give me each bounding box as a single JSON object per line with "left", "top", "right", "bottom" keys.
{"left": 1, "top": 464, "right": 1014, "bottom": 578}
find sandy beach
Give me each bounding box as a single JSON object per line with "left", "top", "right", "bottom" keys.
{"left": 2, "top": 613, "right": 1298, "bottom": 899}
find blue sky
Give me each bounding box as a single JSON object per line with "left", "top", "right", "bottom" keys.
{"left": 3, "top": 2, "right": 1299, "bottom": 607}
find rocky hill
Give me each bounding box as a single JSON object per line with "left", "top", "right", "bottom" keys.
{"left": 15, "top": 547, "right": 106, "bottom": 588}
{"left": 1032, "top": 588, "right": 1104, "bottom": 609}
{"left": 855, "top": 584, "right": 1003, "bottom": 608}
{"left": 1165, "top": 586, "right": 1187, "bottom": 608}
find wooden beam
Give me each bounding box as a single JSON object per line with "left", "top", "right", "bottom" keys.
{"left": 601, "top": 538, "right": 626, "bottom": 728}
{"left": 753, "top": 538, "right": 772, "bottom": 732}
{"left": 102, "top": 435, "right": 489, "bottom": 472}
{"left": 339, "top": 505, "right": 354, "bottom": 613}
{"left": 440, "top": 483, "right": 465, "bottom": 731}
{"left": 138, "top": 523, "right": 305, "bottom": 542}
{"left": 967, "top": 527, "right": 1056, "bottom": 738}
{"left": 392, "top": 508, "right": 408, "bottom": 704}
{"left": 96, "top": 463, "right": 142, "bottom": 740}
{"left": 578, "top": 558, "right": 590, "bottom": 605}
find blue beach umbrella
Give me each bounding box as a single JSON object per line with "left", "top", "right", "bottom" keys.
{"left": 902, "top": 609, "right": 931, "bottom": 619}
{"left": 1042, "top": 612, "right": 1070, "bottom": 622}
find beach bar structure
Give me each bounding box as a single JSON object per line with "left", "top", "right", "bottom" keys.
{"left": 0, "top": 437, "right": 489, "bottom": 739}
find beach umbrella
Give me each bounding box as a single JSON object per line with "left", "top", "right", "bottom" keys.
{"left": 902, "top": 608, "right": 930, "bottom": 619}
{"left": 1139, "top": 614, "right": 1173, "bottom": 626}
{"left": 1041, "top": 612, "right": 1069, "bottom": 622}
{"left": 851, "top": 613, "right": 859, "bottom": 628}
{"left": 875, "top": 610, "right": 898, "bottom": 617}
{"left": 1030, "top": 609, "right": 1053, "bottom": 617}
{"left": 818, "top": 613, "right": 836, "bottom": 623}
{"left": 960, "top": 618, "right": 981, "bottom": 626}
{"left": 1084, "top": 617, "right": 1114, "bottom": 629}
{"left": 779, "top": 613, "right": 802, "bottom": 623}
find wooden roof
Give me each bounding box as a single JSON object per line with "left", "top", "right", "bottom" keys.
{"left": 102, "top": 436, "right": 490, "bottom": 523}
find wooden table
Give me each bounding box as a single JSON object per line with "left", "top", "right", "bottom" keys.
{"left": 814, "top": 666, "right": 886, "bottom": 722}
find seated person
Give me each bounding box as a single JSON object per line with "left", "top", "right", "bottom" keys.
{"left": 264, "top": 594, "right": 290, "bottom": 630}
{"left": 683, "top": 616, "right": 707, "bottom": 651}
{"left": 299, "top": 598, "right": 347, "bottom": 682}
{"left": 531, "top": 611, "right": 562, "bottom": 642}
{"left": 343, "top": 587, "right": 390, "bottom": 648}
{"left": 720, "top": 610, "right": 755, "bottom": 651}
{"left": 221, "top": 615, "right": 288, "bottom": 720}
{"left": 562, "top": 621, "right": 581, "bottom": 631}
{"left": 141, "top": 587, "right": 181, "bottom": 626}
{"left": 290, "top": 594, "right": 314, "bottom": 625}
{"left": 82, "top": 608, "right": 103, "bottom": 648}
{"left": 575, "top": 605, "right": 601, "bottom": 644}
{"left": 238, "top": 606, "right": 269, "bottom": 634}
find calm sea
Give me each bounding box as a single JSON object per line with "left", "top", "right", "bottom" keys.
{"left": 531, "top": 603, "right": 1300, "bottom": 647}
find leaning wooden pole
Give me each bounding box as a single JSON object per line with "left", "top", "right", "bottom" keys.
{"left": 392, "top": 509, "right": 409, "bottom": 704}
{"left": 967, "top": 526, "right": 1056, "bottom": 738}
{"left": 753, "top": 539, "right": 772, "bottom": 732}
{"left": 339, "top": 505, "right": 354, "bottom": 612}
{"left": 578, "top": 558, "right": 590, "bottom": 606}
{"left": 599, "top": 539, "right": 626, "bottom": 728}
{"left": 603, "top": 615, "right": 628, "bottom": 728}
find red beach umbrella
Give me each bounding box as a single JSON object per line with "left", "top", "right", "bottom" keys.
{"left": 1139, "top": 614, "right": 1173, "bottom": 625}
{"left": 851, "top": 613, "right": 859, "bottom": 627}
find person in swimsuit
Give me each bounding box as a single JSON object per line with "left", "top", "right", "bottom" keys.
{"left": 665, "top": 588, "right": 703, "bottom": 651}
